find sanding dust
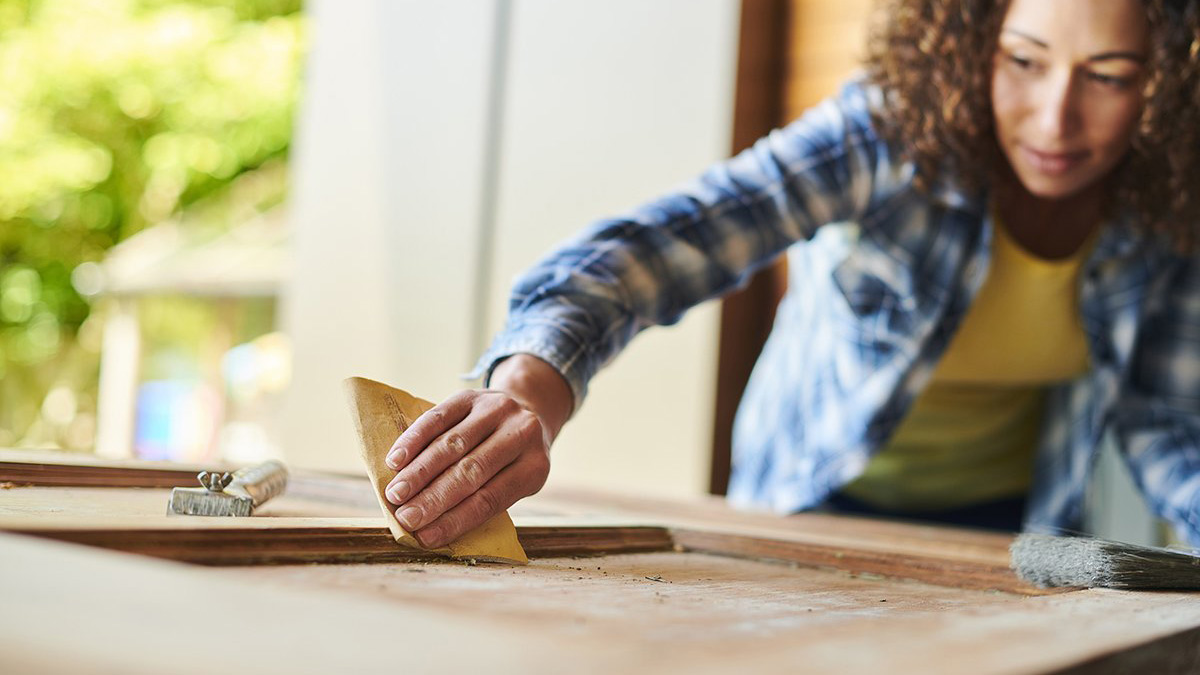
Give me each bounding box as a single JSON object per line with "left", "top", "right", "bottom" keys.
{"left": 224, "top": 551, "right": 1025, "bottom": 644}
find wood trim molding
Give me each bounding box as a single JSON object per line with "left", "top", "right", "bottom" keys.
{"left": 671, "top": 528, "right": 1060, "bottom": 596}
{"left": 7, "top": 525, "right": 677, "bottom": 566}
{"left": 7, "top": 520, "right": 1052, "bottom": 596}
{"left": 1, "top": 457, "right": 1053, "bottom": 594}
{"left": 0, "top": 461, "right": 203, "bottom": 488}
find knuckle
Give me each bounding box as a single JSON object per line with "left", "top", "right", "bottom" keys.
{"left": 408, "top": 461, "right": 434, "bottom": 487}
{"left": 417, "top": 483, "right": 460, "bottom": 520}
{"left": 424, "top": 408, "right": 448, "bottom": 430}
{"left": 473, "top": 488, "right": 503, "bottom": 519}
{"left": 496, "top": 395, "right": 521, "bottom": 415}
{"left": 421, "top": 485, "right": 452, "bottom": 513}
{"left": 457, "top": 454, "right": 489, "bottom": 487}
{"left": 442, "top": 432, "right": 469, "bottom": 458}
{"left": 511, "top": 410, "right": 542, "bottom": 445}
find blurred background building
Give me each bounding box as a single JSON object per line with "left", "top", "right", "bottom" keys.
{"left": 0, "top": 0, "right": 1162, "bottom": 544}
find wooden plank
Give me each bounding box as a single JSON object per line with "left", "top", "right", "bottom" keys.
{"left": 0, "top": 460, "right": 206, "bottom": 488}
{"left": 4, "top": 522, "right": 674, "bottom": 566}
{"left": 5, "top": 474, "right": 1200, "bottom": 673}
{"left": 0, "top": 485, "right": 675, "bottom": 565}
{"left": 227, "top": 550, "right": 1032, "bottom": 643}
{"left": 672, "top": 528, "right": 1056, "bottom": 595}
{"left": 0, "top": 479, "right": 1035, "bottom": 591}
{"left": 1053, "top": 625, "right": 1200, "bottom": 674}
{"left": 0, "top": 503, "right": 1039, "bottom": 593}
{"left": 0, "top": 450, "right": 386, "bottom": 525}
{"left": 0, "top": 451, "right": 380, "bottom": 511}
{"left": 533, "top": 487, "right": 1018, "bottom": 566}
{"left": 6, "top": 531, "right": 1200, "bottom": 675}
{"left": 0, "top": 532, "right": 626, "bottom": 675}
{"left": 7, "top": 505, "right": 1036, "bottom": 594}
{"left": 0, "top": 483, "right": 1028, "bottom": 592}
{"left": 727, "top": 588, "right": 1200, "bottom": 675}
{"left": 214, "top": 551, "right": 1200, "bottom": 674}
{"left": 0, "top": 456, "right": 1055, "bottom": 597}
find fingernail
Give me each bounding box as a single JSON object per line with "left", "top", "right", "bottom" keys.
{"left": 396, "top": 505, "right": 423, "bottom": 530}
{"left": 386, "top": 481, "right": 410, "bottom": 504}
{"left": 385, "top": 448, "right": 404, "bottom": 470}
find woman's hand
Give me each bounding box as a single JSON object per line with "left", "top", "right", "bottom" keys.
{"left": 383, "top": 354, "right": 573, "bottom": 549}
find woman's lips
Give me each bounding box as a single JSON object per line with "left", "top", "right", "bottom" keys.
{"left": 1020, "top": 145, "right": 1089, "bottom": 175}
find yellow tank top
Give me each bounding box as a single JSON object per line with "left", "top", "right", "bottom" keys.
{"left": 842, "top": 216, "right": 1095, "bottom": 511}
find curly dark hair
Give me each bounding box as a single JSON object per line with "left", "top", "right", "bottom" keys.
{"left": 865, "top": 0, "right": 1200, "bottom": 250}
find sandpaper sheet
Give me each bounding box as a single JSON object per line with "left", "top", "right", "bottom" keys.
{"left": 343, "top": 376, "right": 528, "bottom": 564}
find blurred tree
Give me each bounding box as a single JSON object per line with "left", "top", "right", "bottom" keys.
{"left": 0, "top": 0, "right": 305, "bottom": 448}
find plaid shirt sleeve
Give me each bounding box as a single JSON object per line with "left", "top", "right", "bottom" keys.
{"left": 470, "top": 81, "right": 900, "bottom": 408}
{"left": 1114, "top": 253, "right": 1200, "bottom": 545}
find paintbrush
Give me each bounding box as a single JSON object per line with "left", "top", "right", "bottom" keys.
{"left": 1010, "top": 532, "right": 1200, "bottom": 590}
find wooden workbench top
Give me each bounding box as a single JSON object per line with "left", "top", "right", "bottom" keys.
{"left": 2, "top": 451, "right": 1198, "bottom": 674}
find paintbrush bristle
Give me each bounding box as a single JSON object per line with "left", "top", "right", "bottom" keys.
{"left": 1010, "top": 533, "right": 1200, "bottom": 590}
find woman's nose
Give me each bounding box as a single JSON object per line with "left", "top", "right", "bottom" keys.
{"left": 1035, "top": 71, "right": 1083, "bottom": 140}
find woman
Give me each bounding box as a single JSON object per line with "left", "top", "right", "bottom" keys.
{"left": 382, "top": 0, "right": 1200, "bottom": 548}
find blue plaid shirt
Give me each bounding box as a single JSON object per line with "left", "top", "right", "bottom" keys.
{"left": 474, "top": 80, "right": 1200, "bottom": 545}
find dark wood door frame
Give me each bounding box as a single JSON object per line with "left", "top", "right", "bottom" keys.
{"left": 710, "top": 0, "right": 791, "bottom": 495}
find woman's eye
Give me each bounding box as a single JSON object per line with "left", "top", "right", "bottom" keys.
{"left": 1003, "top": 52, "right": 1040, "bottom": 73}
{"left": 1087, "top": 71, "right": 1134, "bottom": 89}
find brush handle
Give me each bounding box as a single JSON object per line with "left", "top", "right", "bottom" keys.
{"left": 230, "top": 460, "right": 289, "bottom": 506}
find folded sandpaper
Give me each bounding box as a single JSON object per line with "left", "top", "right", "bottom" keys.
{"left": 343, "top": 376, "right": 528, "bottom": 564}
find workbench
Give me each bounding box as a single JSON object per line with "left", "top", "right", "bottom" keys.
{"left": 2, "top": 450, "right": 1198, "bottom": 674}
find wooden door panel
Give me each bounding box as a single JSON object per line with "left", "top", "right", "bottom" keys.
{"left": 0, "top": 475, "right": 1037, "bottom": 594}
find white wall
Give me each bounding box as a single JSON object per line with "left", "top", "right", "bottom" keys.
{"left": 281, "top": 1, "right": 498, "bottom": 473}
{"left": 488, "top": 1, "right": 738, "bottom": 497}
{"left": 283, "top": 0, "right": 740, "bottom": 498}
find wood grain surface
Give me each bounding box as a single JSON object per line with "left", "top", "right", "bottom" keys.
{"left": 0, "top": 482, "right": 1042, "bottom": 592}
{"left": 5, "top": 531, "right": 1199, "bottom": 675}
{"left": 4, "top": 451, "right": 1200, "bottom": 674}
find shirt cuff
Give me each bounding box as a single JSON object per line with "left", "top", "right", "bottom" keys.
{"left": 462, "top": 326, "right": 592, "bottom": 414}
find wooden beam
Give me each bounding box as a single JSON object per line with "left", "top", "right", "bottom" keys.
{"left": 0, "top": 455, "right": 381, "bottom": 510}
{"left": 671, "top": 528, "right": 1059, "bottom": 596}
{"left": 0, "top": 459, "right": 1073, "bottom": 594}
{"left": 0, "top": 461, "right": 203, "bottom": 488}
{"left": 5, "top": 524, "right": 676, "bottom": 566}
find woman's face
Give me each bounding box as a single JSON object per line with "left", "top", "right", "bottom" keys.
{"left": 991, "top": 0, "right": 1149, "bottom": 200}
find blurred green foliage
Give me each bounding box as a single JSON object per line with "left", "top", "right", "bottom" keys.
{"left": 0, "top": 0, "right": 305, "bottom": 447}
